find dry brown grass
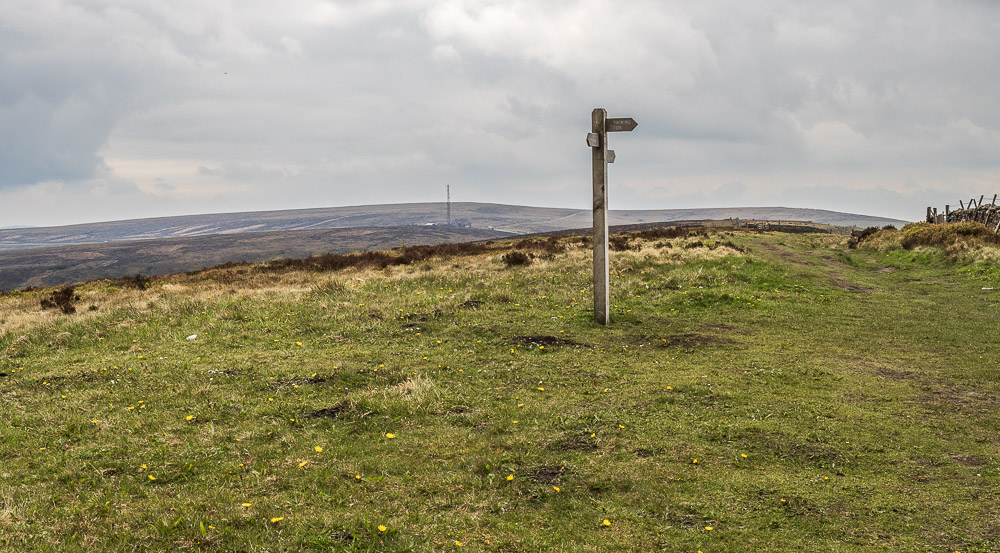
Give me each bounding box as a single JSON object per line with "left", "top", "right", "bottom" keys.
{"left": 1, "top": 229, "right": 743, "bottom": 338}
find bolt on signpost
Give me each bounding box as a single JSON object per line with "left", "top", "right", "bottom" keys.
{"left": 588, "top": 108, "right": 637, "bottom": 325}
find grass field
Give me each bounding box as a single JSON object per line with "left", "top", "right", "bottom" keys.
{"left": 1, "top": 228, "right": 998, "bottom": 552}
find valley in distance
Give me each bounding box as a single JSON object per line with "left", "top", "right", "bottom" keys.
{"left": 0, "top": 202, "right": 906, "bottom": 291}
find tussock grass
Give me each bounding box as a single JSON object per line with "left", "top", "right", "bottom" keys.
{"left": 1, "top": 230, "right": 998, "bottom": 552}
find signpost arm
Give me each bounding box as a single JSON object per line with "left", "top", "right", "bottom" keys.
{"left": 592, "top": 108, "right": 609, "bottom": 325}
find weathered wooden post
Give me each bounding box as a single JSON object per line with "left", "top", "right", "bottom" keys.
{"left": 587, "top": 108, "right": 637, "bottom": 325}
{"left": 590, "top": 109, "right": 610, "bottom": 325}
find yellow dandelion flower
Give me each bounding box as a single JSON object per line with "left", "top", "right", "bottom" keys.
{"left": 692, "top": 458, "right": 698, "bottom": 464}
{"left": 185, "top": 415, "right": 194, "bottom": 421}
{"left": 454, "top": 540, "right": 462, "bottom": 547}
{"left": 506, "top": 475, "right": 514, "bottom": 481}
{"left": 270, "top": 517, "right": 284, "bottom": 523}
{"left": 141, "top": 464, "right": 147, "bottom": 469}
{"left": 537, "top": 387, "right": 544, "bottom": 391}
{"left": 314, "top": 446, "right": 323, "bottom": 453}
{"left": 148, "top": 475, "right": 156, "bottom": 481}
{"left": 298, "top": 461, "right": 308, "bottom": 467}
{"left": 705, "top": 526, "right": 714, "bottom": 531}
{"left": 241, "top": 503, "right": 252, "bottom": 508}
{"left": 740, "top": 453, "right": 748, "bottom": 459}
{"left": 378, "top": 525, "right": 387, "bottom": 532}
{"left": 385, "top": 433, "right": 396, "bottom": 439}
{"left": 355, "top": 474, "right": 361, "bottom": 480}
{"left": 601, "top": 519, "right": 611, "bottom": 527}
{"left": 553, "top": 486, "right": 560, "bottom": 492}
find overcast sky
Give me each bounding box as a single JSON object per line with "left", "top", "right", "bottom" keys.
{"left": 2, "top": 0, "right": 998, "bottom": 227}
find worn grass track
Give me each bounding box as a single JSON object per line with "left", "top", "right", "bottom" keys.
{"left": 1, "top": 230, "right": 998, "bottom": 552}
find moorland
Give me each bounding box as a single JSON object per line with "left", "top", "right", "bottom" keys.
{"left": 0, "top": 223, "right": 997, "bottom": 552}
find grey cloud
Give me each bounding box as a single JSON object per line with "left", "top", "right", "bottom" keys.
{"left": 1, "top": 0, "right": 999, "bottom": 227}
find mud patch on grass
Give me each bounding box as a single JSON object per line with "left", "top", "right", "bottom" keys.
{"left": 511, "top": 335, "right": 586, "bottom": 347}
{"left": 742, "top": 428, "right": 844, "bottom": 466}
{"left": 920, "top": 387, "right": 998, "bottom": 413}
{"left": 547, "top": 435, "right": 599, "bottom": 453}
{"left": 658, "top": 333, "right": 732, "bottom": 349}
{"left": 664, "top": 509, "right": 707, "bottom": 529}
{"left": 951, "top": 455, "right": 988, "bottom": 467}
{"left": 304, "top": 403, "right": 349, "bottom": 419}
{"left": 877, "top": 368, "right": 913, "bottom": 380}
{"left": 633, "top": 446, "right": 666, "bottom": 458}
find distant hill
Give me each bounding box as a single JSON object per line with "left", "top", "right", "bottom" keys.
{"left": 0, "top": 203, "right": 908, "bottom": 251}
{"left": 0, "top": 226, "right": 510, "bottom": 291}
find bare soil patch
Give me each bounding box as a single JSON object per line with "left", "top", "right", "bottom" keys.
{"left": 511, "top": 335, "right": 586, "bottom": 347}
{"left": 952, "top": 455, "right": 988, "bottom": 467}
{"left": 659, "top": 333, "right": 732, "bottom": 349}
{"left": 520, "top": 464, "right": 570, "bottom": 484}
{"left": 304, "top": 404, "right": 348, "bottom": 419}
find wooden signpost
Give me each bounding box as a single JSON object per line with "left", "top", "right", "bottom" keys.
{"left": 588, "top": 108, "right": 637, "bottom": 325}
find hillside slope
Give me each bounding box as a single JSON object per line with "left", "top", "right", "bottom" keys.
{"left": 0, "top": 225, "right": 509, "bottom": 290}
{"left": 0, "top": 202, "right": 907, "bottom": 250}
